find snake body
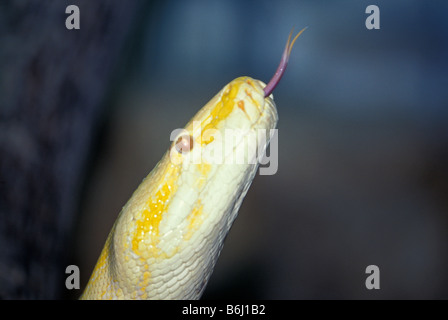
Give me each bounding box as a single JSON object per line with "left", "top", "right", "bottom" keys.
{"left": 81, "top": 29, "right": 305, "bottom": 300}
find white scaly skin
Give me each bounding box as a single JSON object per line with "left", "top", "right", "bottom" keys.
{"left": 81, "top": 77, "right": 277, "bottom": 299}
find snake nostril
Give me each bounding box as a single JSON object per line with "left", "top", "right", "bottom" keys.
{"left": 175, "top": 134, "right": 194, "bottom": 154}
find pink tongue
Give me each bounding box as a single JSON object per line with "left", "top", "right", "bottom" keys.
{"left": 263, "top": 27, "right": 307, "bottom": 97}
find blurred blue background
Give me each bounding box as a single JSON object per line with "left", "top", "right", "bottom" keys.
{"left": 0, "top": 0, "right": 440, "bottom": 299}
{"left": 69, "top": 0, "right": 448, "bottom": 299}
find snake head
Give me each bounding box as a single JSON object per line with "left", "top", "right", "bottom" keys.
{"left": 263, "top": 27, "right": 307, "bottom": 97}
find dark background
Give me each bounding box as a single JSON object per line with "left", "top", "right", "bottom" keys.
{"left": 1, "top": 0, "right": 447, "bottom": 299}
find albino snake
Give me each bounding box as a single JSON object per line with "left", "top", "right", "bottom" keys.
{"left": 80, "top": 28, "right": 306, "bottom": 300}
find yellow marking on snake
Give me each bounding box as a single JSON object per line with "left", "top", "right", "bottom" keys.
{"left": 201, "top": 79, "right": 241, "bottom": 142}
{"left": 185, "top": 201, "right": 204, "bottom": 241}
{"left": 131, "top": 163, "right": 180, "bottom": 258}
{"left": 81, "top": 28, "right": 305, "bottom": 299}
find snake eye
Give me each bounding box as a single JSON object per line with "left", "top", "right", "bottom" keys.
{"left": 175, "top": 134, "right": 193, "bottom": 154}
